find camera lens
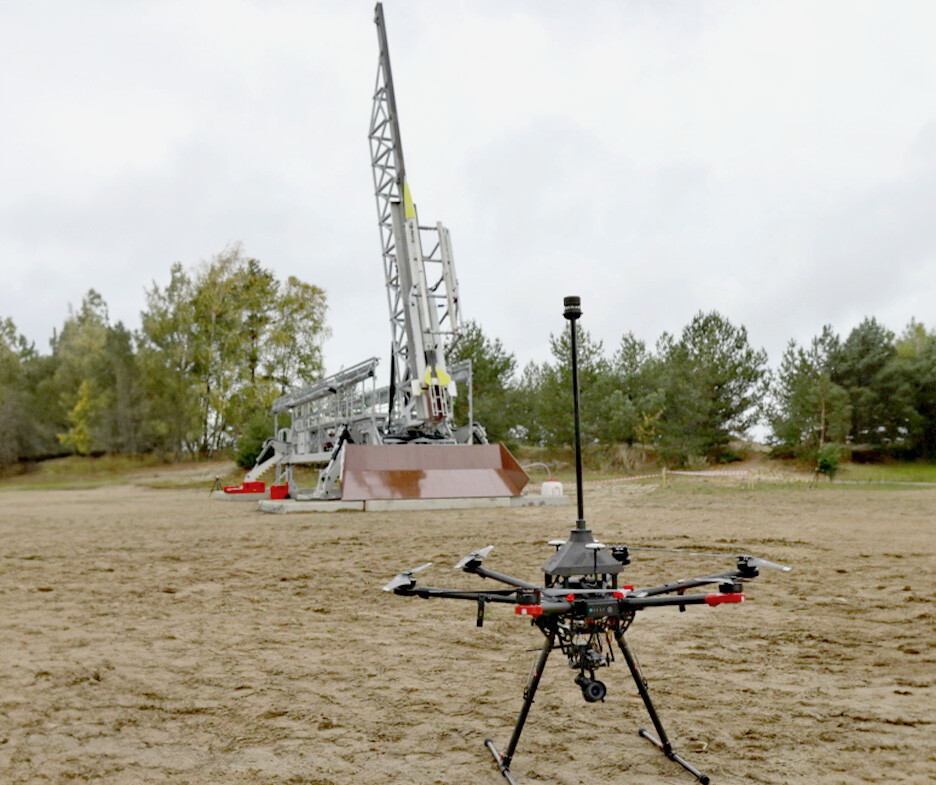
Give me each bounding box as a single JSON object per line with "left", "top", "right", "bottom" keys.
{"left": 575, "top": 674, "right": 606, "bottom": 703}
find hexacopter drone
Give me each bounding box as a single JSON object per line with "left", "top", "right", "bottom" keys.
{"left": 384, "top": 296, "right": 788, "bottom": 784}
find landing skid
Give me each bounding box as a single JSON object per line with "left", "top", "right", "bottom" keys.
{"left": 485, "top": 739, "right": 519, "bottom": 785}
{"left": 483, "top": 631, "right": 710, "bottom": 785}
{"left": 639, "top": 729, "right": 710, "bottom": 785}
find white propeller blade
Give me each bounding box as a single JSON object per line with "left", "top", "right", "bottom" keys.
{"left": 746, "top": 556, "right": 792, "bottom": 572}
{"left": 382, "top": 562, "right": 433, "bottom": 592}
{"left": 454, "top": 545, "right": 494, "bottom": 570}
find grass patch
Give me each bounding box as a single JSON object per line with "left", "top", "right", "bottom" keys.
{"left": 4, "top": 450, "right": 933, "bottom": 494}
{"left": 836, "top": 462, "right": 936, "bottom": 484}
{"left": 0, "top": 455, "right": 241, "bottom": 491}
{"left": 514, "top": 444, "right": 659, "bottom": 482}
{"left": 12, "top": 453, "right": 166, "bottom": 477}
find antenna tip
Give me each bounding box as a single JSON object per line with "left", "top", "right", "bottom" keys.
{"left": 563, "top": 296, "right": 581, "bottom": 320}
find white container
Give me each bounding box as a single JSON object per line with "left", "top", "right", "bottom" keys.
{"left": 541, "top": 479, "right": 564, "bottom": 497}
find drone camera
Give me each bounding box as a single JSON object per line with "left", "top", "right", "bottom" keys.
{"left": 575, "top": 673, "right": 607, "bottom": 703}
{"left": 720, "top": 580, "right": 743, "bottom": 594}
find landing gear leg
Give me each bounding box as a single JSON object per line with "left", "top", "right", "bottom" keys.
{"left": 486, "top": 626, "right": 555, "bottom": 783}
{"left": 614, "top": 629, "right": 710, "bottom": 785}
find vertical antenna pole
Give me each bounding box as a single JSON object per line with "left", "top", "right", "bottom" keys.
{"left": 563, "top": 296, "right": 585, "bottom": 529}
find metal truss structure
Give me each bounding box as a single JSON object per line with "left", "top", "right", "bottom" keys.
{"left": 250, "top": 357, "right": 480, "bottom": 500}
{"left": 369, "top": 2, "right": 461, "bottom": 438}
{"left": 236, "top": 3, "right": 512, "bottom": 502}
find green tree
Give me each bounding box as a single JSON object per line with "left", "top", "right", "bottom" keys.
{"left": 226, "top": 257, "right": 282, "bottom": 433}
{"left": 43, "top": 291, "right": 153, "bottom": 456}
{"left": 190, "top": 249, "right": 245, "bottom": 453}
{"left": 235, "top": 269, "right": 327, "bottom": 446}
{"left": 653, "top": 312, "right": 768, "bottom": 463}
{"left": 264, "top": 275, "right": 328, "bottom": 392}
{"left": 833, "top": 317, "right": 912, "bottom": 446}
{"left": 816, "top": 442, "right": 842, "bottom": 479}
{"left": 58, "top": 379, "right": 101, "bottom": 454}
{"left": 0, "top": 318, "right": 39, "bottom": 467}
{"left": 513, "top": 360, "right": 549, "bottom": 446}
{"left": 50, "top": 290, "right": 110, "bottom": 455}
{"left": 890, "top": 320, "right": 936, "bottom": 459}
{"left": 98, "top": 322, "right": 150, "bottom": 453}
{"left": 607, "top": 333, "right": 664, "bottom": 445}
{"left": 447, "top": 320, "right": 518, "bottom": 442}
{"left": 234, "top": 409, "right": 276, "bottom": 469}
{"left": 139, "top": 262, "right": 200, "bottom": 459}
{"left": 240, "top": 258, "right": 279, "bottom": 385}
{"left": 521, "top": 326, "right": 613, "bottom": 447}
{"left": 20, "top": 352, "right": 63, "bottom": 460}
{"left": 769, "top": 326, "right": 851, "bottom": 457}
{"left": 139, "top": 247, "right": 328, "bottom": 457}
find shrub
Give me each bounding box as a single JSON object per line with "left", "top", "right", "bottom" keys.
{"left": 234, "top": 412, "right": 274, "bottom": 469}
{"left": 816, "top": 443, "right": 842, "bottom": 480}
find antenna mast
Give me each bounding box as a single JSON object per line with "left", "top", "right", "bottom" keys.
{"left": 564, "top": 295, "right": 586, "bottom": 528}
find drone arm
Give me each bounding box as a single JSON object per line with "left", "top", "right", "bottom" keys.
{"left": 634, "top": 569, "right": 745, "bottom": 598}
{"left": 471, "top": 565, "right": 540, "bottom": 590}
{"left": 622, "top": 592, "right": 744, "bottom": 610}
{"left": 395, "top": 585, "right": 520, "bottom": 604}
{"left": 517, "top": 591, "right": 743, "bottom": 620}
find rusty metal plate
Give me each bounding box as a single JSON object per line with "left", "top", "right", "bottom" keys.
{"left": 341, "top": 443, "right": 528, "bottom": 500}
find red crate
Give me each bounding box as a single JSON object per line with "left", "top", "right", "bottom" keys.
{"left": 223, "top": 481, "right": 267, "bottom": 494}
{"left": 270, "top": 484, "right": 288, "bottom": 500}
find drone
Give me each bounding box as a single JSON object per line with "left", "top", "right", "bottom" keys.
{"left": 384, "top": 296, "right": 789, "bottom": 785}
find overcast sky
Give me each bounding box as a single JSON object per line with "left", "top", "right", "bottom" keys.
{"left": 2, "top": 0, "right": 935, "bottom": 383}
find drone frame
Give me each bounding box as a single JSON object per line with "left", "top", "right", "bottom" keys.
{"left": 383, "top": 296, "right": 784, "bottom": 784}
{"left": 388, "top": 543, "right": 764, "bottom": 784}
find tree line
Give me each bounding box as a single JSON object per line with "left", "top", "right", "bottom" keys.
{"left": 2, "top": 246, "right": 934, "bottom": 469}
{"left": 0, "top": 246, "right": 327, "bottom": 467}
{"left": 450, "top": 313, "right": 936, "bottom": 464}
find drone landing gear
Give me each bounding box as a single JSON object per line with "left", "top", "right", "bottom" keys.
{"left": 485, "top": 628, "right": 555, "bottom": 784}
{"left": 484, "top": 739, "right": 518, "bottom": 785}
{"left": 615, "top": 629, "right": 710, "bottom": 785}
{"left": 485, "top": 627, "right": 709, "bottom": 785}
{"left": 638, "top": 729, "right": 709, "bottom": 785}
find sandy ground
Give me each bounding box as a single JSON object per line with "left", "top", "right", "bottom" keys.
{"left": 0, "top": 480, "right": 934, "bottom": 784}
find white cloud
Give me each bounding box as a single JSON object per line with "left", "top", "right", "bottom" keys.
{"left": 1, "top": 0, "right": 934, "bottom": 379}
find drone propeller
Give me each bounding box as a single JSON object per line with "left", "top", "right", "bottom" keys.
{"left": 628, "top": 546, "right": 791, "bottom": 572}
{"left": 739, "top": 555, "right": 791, "bottom": 572}
{"left": 382, "top": 562, "right": 433, "bottom": 592}
{"left": 454, "top": 545, "right": 494, "bottom": 570}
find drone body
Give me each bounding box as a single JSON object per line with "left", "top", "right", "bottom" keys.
{"left": 384, "top": 297, "right": 787, "bottom": 784}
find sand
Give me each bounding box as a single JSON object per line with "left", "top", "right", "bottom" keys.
{"left": 0, "top": 480, "right": 934, "bottom": 784}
